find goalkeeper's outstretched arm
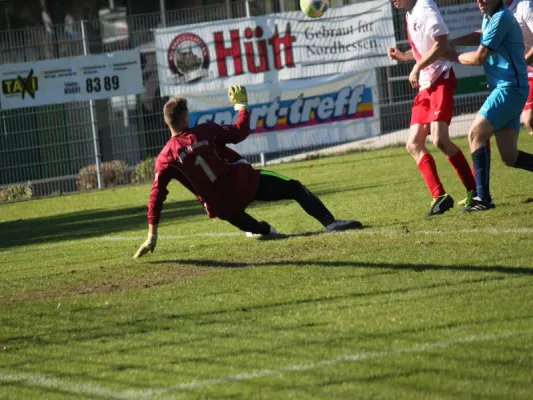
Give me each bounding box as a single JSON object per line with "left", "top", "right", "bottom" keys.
{"left": 134, "top": 224, "right": 158, "bottom": 259}
{"left": 215, "top": 85, "right": 251, "bottom": 145}
{"left": 134, "top": 169, "right": 171, "bottom": 259}
{"left": 228, "top": 84, "right": 248, "bottom": 111}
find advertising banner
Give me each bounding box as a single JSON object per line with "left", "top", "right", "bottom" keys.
{"left": 154, "top": 1, "right": 395, "bottom": 96}
{"left": 182, "top": 70, "right": 380, "bottom": 155}
{"left": 0, "top": 49, "right": 143, "bottom": 110}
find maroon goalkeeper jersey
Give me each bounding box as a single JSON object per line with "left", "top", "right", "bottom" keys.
{"left": 147, "top": 110, "right": 260, "bottom": 224}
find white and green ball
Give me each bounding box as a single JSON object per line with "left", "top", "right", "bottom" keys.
{"left": 300, "top": 0, "right": 329, "bottom": 18}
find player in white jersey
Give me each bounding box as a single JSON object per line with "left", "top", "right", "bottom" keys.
{"left": 388, "top": 0, "right": 476, "bottom": 216}
{"left": 507, "top": 0, "right": 533, "bottom": 133}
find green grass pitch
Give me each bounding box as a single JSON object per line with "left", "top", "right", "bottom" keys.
{"left": 1, "top": 136, "right": 533, "bottom": 399}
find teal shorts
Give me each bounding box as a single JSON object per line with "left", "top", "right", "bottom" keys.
{"left": 479, "top": 86, "right": 528, "bottom": 132}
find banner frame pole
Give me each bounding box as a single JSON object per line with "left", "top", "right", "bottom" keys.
{"left": 160, "top": 0, "right": 167, "bottom": 27}
{"left": 81, "top": 20, "right": 103, "bottom": 190}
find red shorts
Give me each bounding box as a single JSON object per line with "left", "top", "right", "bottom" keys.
{"left": 523, "top": 77, "right": 533, "bottom": 111}
{"left": 410, "top": 68, "right": 456, "bottom": 127}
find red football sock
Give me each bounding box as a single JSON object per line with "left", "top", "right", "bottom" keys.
{"left": 447, "top": 150, "right": 476, "bottom": 192}
{"left": 418, "top": 154, "right": 446, "bottom": 198}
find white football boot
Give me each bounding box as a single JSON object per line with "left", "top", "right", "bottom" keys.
{"left": 245, "top": 226, "right": 284, "bottom": 239}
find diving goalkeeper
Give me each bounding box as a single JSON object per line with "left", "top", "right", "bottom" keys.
{"left": 134, "top": 85, "right": 363, "bottom": 258}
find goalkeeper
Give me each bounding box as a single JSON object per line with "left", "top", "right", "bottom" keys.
{"left": 134, "top": 85, "right": 362, "bottom": 258}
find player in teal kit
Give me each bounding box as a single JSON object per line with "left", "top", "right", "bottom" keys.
{"left": 448, "top": 0, "right": 533, "bottom": 211}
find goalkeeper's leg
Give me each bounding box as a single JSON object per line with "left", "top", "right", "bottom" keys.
{"left": 254, "top": 170, "right": 361, "bottom": 231}
{"left": 254, "top": 170, "right": 334, "bottom": 227}
{"left": 220, "top": 212, "right": 273, "bottom": 235}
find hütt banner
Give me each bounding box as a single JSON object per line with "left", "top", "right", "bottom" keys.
{"left": 0, "top": 49, "right": 143, "bottom": 110}
{"left": 154, "top": 1, "right": 395, "bottom": 96}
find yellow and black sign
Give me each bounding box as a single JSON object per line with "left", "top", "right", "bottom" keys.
{"left": 2, "top": 69, "right": 38, "bottom": 99}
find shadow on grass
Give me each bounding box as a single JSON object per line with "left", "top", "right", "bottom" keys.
{"left": 0, "top": 199, "right": 206, "bottom": 249}
{"left": 5, "top": 311, "right": 533, "bottom": 394}
{"left": 5, "top": 279, "right": 533, "bottom": 351}
{"left": 149, "top": 258, "right": 533, "bottom": 275}
{"left": 0, "top": 182, "right": 389, "bottom": 249}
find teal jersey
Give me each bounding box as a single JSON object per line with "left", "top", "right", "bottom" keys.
{"left": 481, "top": 3, "right": 528, "bottom": 89}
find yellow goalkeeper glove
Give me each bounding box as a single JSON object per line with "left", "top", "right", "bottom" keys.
{"left": 133, "top": 233, "right": 157, "bottom": 259}
{"left": 228, "top": 85, "right": 248, "bottom": 111}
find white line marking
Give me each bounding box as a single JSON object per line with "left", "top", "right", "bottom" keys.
{"left": 103, "top": 232, "right": 243, "bottom": 241}
{"left": 1, "top": 330, "right": 532, "bottom": 399}
{"left": 1, "top": 227, "right": 532, "bottom": 256}
{"left": 101, "top": 227, "right": 533, "bottom": 242}
{"left": 0, "top": 372, "right": 132, "bottom": 400}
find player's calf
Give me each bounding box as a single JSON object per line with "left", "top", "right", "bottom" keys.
{"left": 221, "top": 212, "right": 272, "bottom": 235}
{"left": 524, "top": 118, "right": 533, "bottom": 135}
{"left": 293, "top": 183, "right": 363, "bottom": 231}
{"left": 514, "top": 151, "right": 533, "bottom": 172}
{"left": 430, "top": 121, "right": 457, "bottom": 156}
{"left": 405, "top": 139, "right": 428, "bottom": 163}
{"left": 522, "top": 106, "right": 533, "bottom": 135}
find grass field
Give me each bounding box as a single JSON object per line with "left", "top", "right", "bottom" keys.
{"left": 1, "top": 136, "right": 533, "bottom": 399}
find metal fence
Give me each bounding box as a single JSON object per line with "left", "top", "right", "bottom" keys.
{"left": 0, "top": 0, "right": 487, "bottom": 198}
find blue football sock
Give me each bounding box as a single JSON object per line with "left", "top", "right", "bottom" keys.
{"left": 514, "top": 151, "right": 533, "bottom": 172}
{"left": 472, "top": 146, "right": 491, "bottom": 202}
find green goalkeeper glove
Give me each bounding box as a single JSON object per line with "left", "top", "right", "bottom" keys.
{"left": 133, "top": 233, "right": 157, "bottom": 259}
{"left": 228, "top": 85, "right": 248, "bottom": 111}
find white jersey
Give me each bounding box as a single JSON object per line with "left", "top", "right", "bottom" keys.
{"left": 509, "top": 0, "right": 533, "bottom": 77}
{"left": 406, "top": 0, "right": 452, "bottom": 89}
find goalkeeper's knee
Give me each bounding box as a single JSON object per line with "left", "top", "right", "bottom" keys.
{"left": 287, "top": 179, "right": 309, "bottom": 199}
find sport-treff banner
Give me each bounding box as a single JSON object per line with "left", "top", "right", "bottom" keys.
{"left": 154, "top": 1, "right": 395, "bottom": 96}
{"left": 184, "top": 70, "right": 380, "bottom": 155}
{"left": 0, "top": 49, "right": 143, "bottom": 110}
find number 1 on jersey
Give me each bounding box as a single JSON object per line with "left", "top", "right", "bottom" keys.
{"left": 194, "top": 155, "right": 217, "bottom": 182}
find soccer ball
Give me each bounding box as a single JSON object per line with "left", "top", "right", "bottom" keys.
{"left": 300, "top": 0, "right": 329, "bottom": 18}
